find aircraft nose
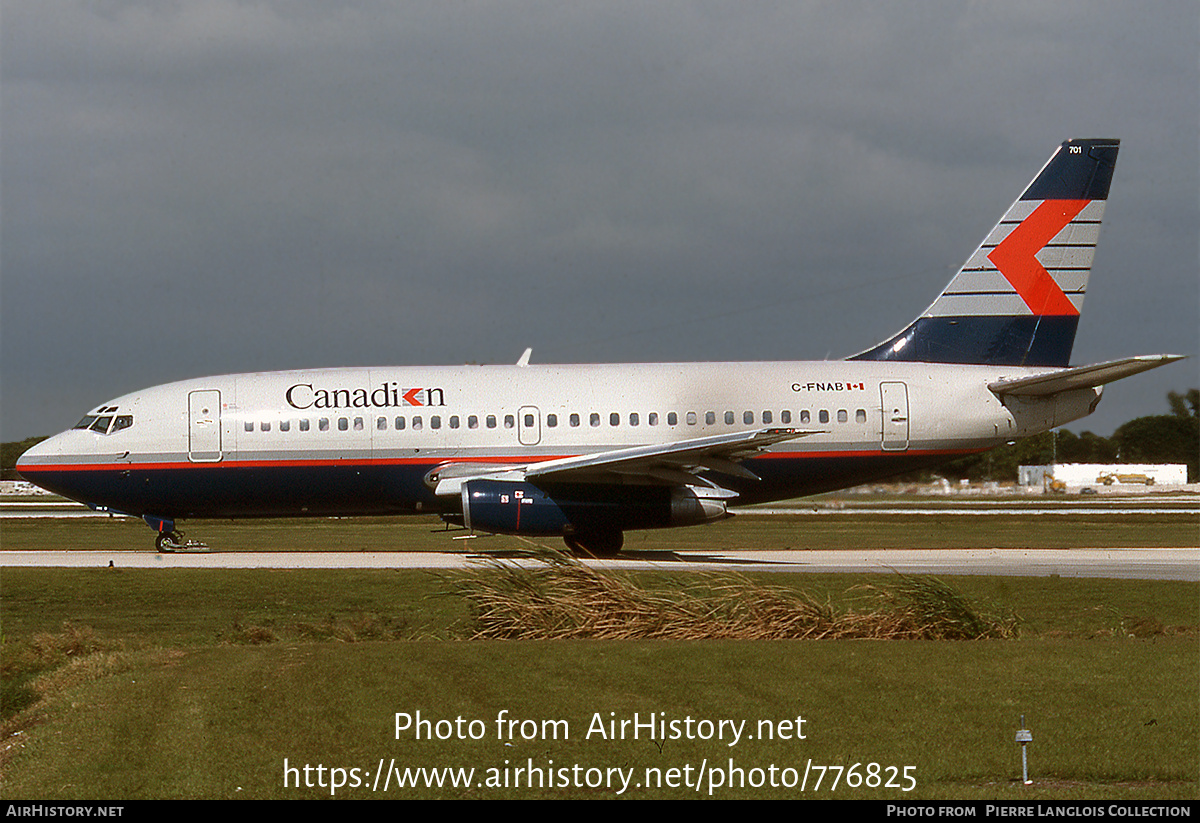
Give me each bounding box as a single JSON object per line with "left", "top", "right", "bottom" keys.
{"left": 15, "top": 434, "right": 58, "bottom": 473}
{"left": 14, "top": 432, "right": 81, "bottom": 497}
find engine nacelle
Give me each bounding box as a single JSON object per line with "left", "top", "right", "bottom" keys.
{"left": 460, "top": 479, "right": 728, "bottom": 537}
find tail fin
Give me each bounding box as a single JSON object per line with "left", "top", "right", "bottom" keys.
{"left": 852, "top": 138, "right": 1119, "bottom": 367}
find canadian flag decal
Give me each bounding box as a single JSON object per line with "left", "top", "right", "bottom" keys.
{"left": 988, "top": 199, "right": 1087, "bottom": 316}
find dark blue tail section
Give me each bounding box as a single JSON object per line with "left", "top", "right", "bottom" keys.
{"left": 852, "top": 139, "right": 1119, "bottom": 367}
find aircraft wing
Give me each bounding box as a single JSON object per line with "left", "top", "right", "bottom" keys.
{"left": 429, "top": 427, "right": 821, "bottom": 496}
{"left": 987, "top": 354, "right": 1185, "bottom": 397}
{"left": 526, "top": 427, "right": 820, "bottom": 484}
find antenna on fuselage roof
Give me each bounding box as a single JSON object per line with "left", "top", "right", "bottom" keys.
{"left": 516, "top": 347, "right": 532, "bottom": 367}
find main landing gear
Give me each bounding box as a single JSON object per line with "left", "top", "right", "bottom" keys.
{"left": 563, "top": 529, "right": 624, "bottom": 558}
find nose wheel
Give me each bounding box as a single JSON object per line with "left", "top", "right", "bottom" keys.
{"left": 155, "top": 531, "right": 182, "bottom": 552}
{"left": 154, "top": 530, "right": 207, "bottom": 552}
{"left": 145, "top": 515, "right": 207, "bottom": 552}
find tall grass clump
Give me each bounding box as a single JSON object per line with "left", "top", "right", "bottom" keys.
{"left": 858, "top": 575, "right": 1019, "bottom": 639}
{"left": 447, "top": 550, "right": 1018, "bottom": 641}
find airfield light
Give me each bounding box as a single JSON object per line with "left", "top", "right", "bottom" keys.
{"left": 1015, "top": 715, "right": 1033, "bottom": 785}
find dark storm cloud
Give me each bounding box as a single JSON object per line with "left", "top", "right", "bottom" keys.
{"left": 2, "top": 1, "right": 1196, "bottom": 438}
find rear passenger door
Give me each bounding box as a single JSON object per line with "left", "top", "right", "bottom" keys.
{"left": 880, "top": 382, "right": 909, "bottom": 451}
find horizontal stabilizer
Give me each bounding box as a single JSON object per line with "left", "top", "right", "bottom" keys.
{"left": 987, "top": 354, "right": 1185, "bottom": 397}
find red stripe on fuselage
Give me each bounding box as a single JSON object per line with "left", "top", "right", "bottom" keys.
{"left": 16, "top": 447, "right": 986, "bottom": 474}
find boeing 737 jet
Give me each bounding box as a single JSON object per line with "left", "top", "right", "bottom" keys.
{"left": 17, "top": 139, "right": 1182, "bottom": 554}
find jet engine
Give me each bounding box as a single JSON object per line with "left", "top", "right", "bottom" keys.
{"left": 459, "top": 479, "right": 728, "bottom": 538}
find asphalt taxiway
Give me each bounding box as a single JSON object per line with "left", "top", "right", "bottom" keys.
{"left": 2, "top": 547, "right": 1196, "bottom": 580}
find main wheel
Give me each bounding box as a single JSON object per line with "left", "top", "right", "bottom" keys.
{"left": 564, "top": 530, "right": 623, "bottom": 557}
{"left": 155, "top": 531, "right": 182, "bottom": 552}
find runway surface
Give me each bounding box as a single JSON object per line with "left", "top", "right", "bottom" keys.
{"left": 4, "top": 494, "right": 1196, "bottom": 579}
{"left": 3, "top": 547, "right": 1196, "bottom": 580}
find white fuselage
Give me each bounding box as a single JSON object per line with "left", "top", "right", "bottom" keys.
{"left": 16, "top": 359, "right": 1101, "bottom": 522}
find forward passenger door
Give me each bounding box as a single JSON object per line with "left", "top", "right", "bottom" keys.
{"left": 188, "top": 390, "right": 223, "bottom": 462}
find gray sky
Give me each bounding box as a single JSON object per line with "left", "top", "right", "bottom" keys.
{"left": 3, "top": 1, "right": 1197, "bottom": 441}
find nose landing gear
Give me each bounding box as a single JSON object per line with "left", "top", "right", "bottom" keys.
{"left": 153, "top": 530, "right": 208, "bottom": 552}
{"left": 144, "top": 516, "right": 208, "bottom": 552}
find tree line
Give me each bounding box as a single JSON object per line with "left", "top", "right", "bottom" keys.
{"left": 923, "top": 389, "right": 1198, "bottom": 483}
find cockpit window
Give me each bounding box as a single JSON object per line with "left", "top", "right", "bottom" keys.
{"left": 74, "top": 412, "right": 134, "bottom": 434}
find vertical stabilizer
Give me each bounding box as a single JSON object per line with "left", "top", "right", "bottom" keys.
{"left": 853, "top": 139, "right": 1119, "bottom": 367}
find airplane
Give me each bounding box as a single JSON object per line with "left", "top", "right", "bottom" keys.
{"left": 16, "top": 138, "right": 1183, "bottom": 555}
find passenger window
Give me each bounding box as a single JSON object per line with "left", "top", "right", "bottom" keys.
{"left": 648, "top": 412, "right": 658, "bottom": 426}
{"left": 781, "top": 410, "right": 791, "bottom": 424}
{"left": 524, "top": 414, "right": 535, "bottom": 427}
{"left": 570, "top": 413, "right": 580, "bottom": 427}
{"left": 590, "top": 413, "right": 600, "bottom": 427}
{"left": 412, "top": 416, "right": 423, "bottom": 430}
{"left": 319, "top": 418, "right": 330, "bottom": 431}
{"left": 686, "top": 412, "right": 697, "bottom": 425}
{"left": 468, "top": 415, "right": 479, "bottom": 429}
{"left": 262, "top": 421, "right": 271, "bottom": 432}
{"left": 431, "top": 416, "right": 441, "bottom": 429}
{"left": 799, "top": 411, "right": 810, "bottom": 424}
{"left": 724, "top": 411, "right": 735, "bottom": 425}
{"left": 486, "top": 415, "right": 496, "bottom": 429}
{"left": 744, "top": 411, "right": 754, "bottom": 425}
{"left": 300, "top": 419, "right": 310, "bottom": 432}
{"left": 706, "top": 412, "right": 716, "bottom": 425}
{"left": 280, "top": 420, "right": 290, "bottom": 432}
{"left": 668, "top": 412, "right": 678, "bottom": 426}
{"left": 354, "top": 418, "right": 364, "bottom": 431}
{"left": 377, "top": 417, "right": 387, "bottom": 431}
{"left": 837, "top": 410, "right": 847, "bottom": 423}
{"left": 504, "top": 415, "right": 515, "bottom": 429}
{"left": 449, "top": 416, "right": 460, "bottom": 429}
{"left": 546, "top": 414, "right": 557, "bottom": 427}
{"left": 856, "top": 409, "right": 867, "bottom": 423}
{"left": 762, "top": 411, "right": 772, "bottom": 424}
{"left": 629, "top": 413, "right": 638, "bottom": 426}
{"left": 819, "top": 410, "right": 829, "bottom": 424}
{"left": 244, "top": 421, "right": 254, "bottom": 433}
{"left": 338, "top": 418, "right": 349, "bottom": 431}
{"left": 395, "top": 416, "right": 406, "bottom": 430}
{"left": 609, "top": 412, "right": 619, "bottom": 426}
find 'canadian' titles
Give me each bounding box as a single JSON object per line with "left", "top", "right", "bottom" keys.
{"left": 285, "top": 383, "right": 446, "bottom": 410}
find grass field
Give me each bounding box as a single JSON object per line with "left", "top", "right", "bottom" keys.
{"left": 1, "top": 508, "right": 1197, "bottom": 552}
{"left": 2, "top": 509, "right": 1197, "bottom": 800}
